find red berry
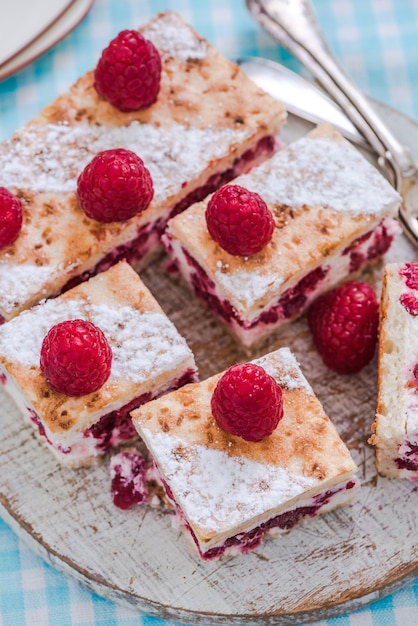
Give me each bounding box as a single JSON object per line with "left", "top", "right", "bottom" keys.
{"left": 211, "top": 363, "right": 284, "bottom": 441}
{"left": 77, "top": 148, "right": 154, "bottom": 223}
{"left": 205, "top": 185, "right": 275, "bottom": 256}
{"left": 40, "top": 319, "right": 112, "bottom": 396}
{"left": 0, "top": 187, "right": 23, "bottom": 250}
{"left": 307, "top": 280, "right": 379, "bottom": 375}
{"left": 94, "top": 29, "right": 162, "bottom": 112}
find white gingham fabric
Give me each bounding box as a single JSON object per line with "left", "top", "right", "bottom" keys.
{"left": 1, "top": 1, "right": 418, "bottom": 624}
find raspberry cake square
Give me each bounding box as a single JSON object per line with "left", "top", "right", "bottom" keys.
{"left": 0, "top": 261, "right": 197, "bottom": 467}
{"left": 0, "top": 11, "right": 286, "bottom": 323}
{"left": 370, "top": 262, "right": 418, "bottom": 479}
{"left": 163, "top": 124, "right": 401, "bottom": 350}
{"left": 131, "top": 347, "right": 359, "bottom": 560}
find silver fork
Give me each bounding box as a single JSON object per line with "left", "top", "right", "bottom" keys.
{"left": 246, "top": 0, "right": 418, "bottom": 247}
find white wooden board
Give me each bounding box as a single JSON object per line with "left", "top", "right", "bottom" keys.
{"left": 1, "top": 100, "right": 418, "bottom": 624}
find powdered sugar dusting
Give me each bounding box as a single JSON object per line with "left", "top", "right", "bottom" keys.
{"left": 214, "top": 267, "right": 283, "bottom": 310}
{"left": 144, "top": 430, "right": 319, "bottom": 534}
{"left": 0, "top": 121, "right": 248, "bottom": 199}
{"left": 0, "top": 263, "right": 54, "bottom": 314}
{"left": 239, "top": 137, "right": 400, "bottom": 215}
{"left": 0, "top": 299, "right": 191, "bottom": 383}
{"left": 257, "top": 348, "right": 313, "bottom": 393}
{"left": 143, "top": 12, "right": 208, "bottom": 62}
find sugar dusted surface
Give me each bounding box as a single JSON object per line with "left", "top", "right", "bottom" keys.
{"left": 258, "top": 347, "right": 313, "bottom": 393}
{"left": 214, "top": 266, "right": 284, "bottom": 311}
{"left": 0, "top": 10, "right": 286, "bottom": 324}
{"left": 134, "top": 346, "right": 358, "bottom": 543}
{"left": 142, "top": 11, "right": 208, "bottom": 62}
{"left": 167, "top": 127, "right": 401, "bottom": 325}
{"left": 0, "top": 299, "right": 190, "bottom": 384}
{"left": 239, "top": 136, "right": 400, "bottom": 215}
{"left": 142, "top": 429, "right": 319, "bottom": 534}
{"left": 0, "top": 121, "right": 249, "bottom": 198}
{"left": 0, "top": 263, "right": 54, "bottom": 313}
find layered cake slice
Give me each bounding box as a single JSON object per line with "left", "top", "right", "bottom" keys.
{"left": 0, "top": 10, "right": 286, "bottom": 323}
{"left": 163, "top": 124, "right": 401, "bottom": 349}
{"left": 370, "top": 262, "right": 418, "bottom": 479}
{"left": 0, "top": 261, "right": 197, "bottom": 467}
{"left": 131, "top": 347, "right": 359, "bottom": 560}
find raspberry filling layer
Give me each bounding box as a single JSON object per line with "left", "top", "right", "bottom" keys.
{"left": 395, "top": 440, "right": 418, "bottom": 472}
{"left": 395, "top": 363, "right": 418, "bottom": 474}
{"left": 26, "top": 368, "right": 197, "bottom": 458}
{"left": 108, "top": 444, "right": 358, "bottom": 559}
{"left": 111, "top": 450, "right": 150, "bottom": 510}
{"left": 59, "top": 135, "right": 276, "bottom": 294}
{"left": 165, "top": 218, "right": 395, "bottom": 340}
{"left": 399, "top": 263, "right": 418, "bottom": 315}
{"left": 163, "top": 477, "right": 358, "bottom": 560}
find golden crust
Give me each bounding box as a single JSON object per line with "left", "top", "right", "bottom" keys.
{"left": 167, "top": 123, "right": 400, "bottom": 321}
{"left": 370, "top": 266, "right": 390, "bottom": 448}
{"left": 132, "top": 348, "right": 358, "bottom": 543}
{"left": 0, "top": 11, "right": 286, "bottom": 321}
{"left": 0, "top": 261, "right": 195, "bottom": 440}
{"left": 135, "top": 377, "right": 355, "bottom": 479}
{"left": 133, "top": 360, "right": 356, "bottom": 479}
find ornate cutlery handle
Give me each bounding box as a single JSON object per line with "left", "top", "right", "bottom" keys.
{"left": 246, "top": 0, "right": 417, "bottom": 188}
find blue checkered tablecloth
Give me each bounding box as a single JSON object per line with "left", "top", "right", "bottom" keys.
{"left": 1, "top": 1, "right": 418, "bottom": 625}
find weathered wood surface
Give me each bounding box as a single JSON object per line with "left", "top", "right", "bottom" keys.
{"left": 1, "top": 103, "right": 418, "bottom": 625}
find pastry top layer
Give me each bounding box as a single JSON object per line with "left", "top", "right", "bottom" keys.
{"left": 372, "top": 262, "right": 418, "bottom": 448}
{"left": 167, "top": 124, "right": 401, "bottom": 320}
{"left": 132, "top": 347, "right": 357, "bottom": 545}
{"left": 0, "top": 261, "right": 196, "bottom": 443}
{"left": 0, "top": 11, "right": 286, "bottom": 320}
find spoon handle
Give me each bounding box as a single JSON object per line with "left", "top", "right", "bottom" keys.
{"left": 246, "top": 0, "right": 416, "bottom": 186}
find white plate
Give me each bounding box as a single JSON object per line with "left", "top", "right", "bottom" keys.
{"left": 0, "top": 0, "right": 94, "bottom": 81}
{"left": 1, "top": 100, "right": 418, "bottom": 625}
{"left": 0, "top": 0, "right": 75, "bottom": 66}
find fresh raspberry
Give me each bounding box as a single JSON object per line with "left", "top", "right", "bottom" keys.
{"left": 0, "top": 187, "right": 23, "bottom": 250}
{"left": 211, "top": 363, "right": 284, "bottom": 441}
{"left": 307, "top": 280, "right": 379, "bottom": 375}
{"left": 205, "top": 185, "right": 275, "bottom": 256}
{"left": 77, "top": 148, "right": 153, "bottom": 223}
{"left": 94, "top": 29, "right": 162, "bottom": 112}
{"left": 40, "top": 319, "right": 112, "bottom": 396}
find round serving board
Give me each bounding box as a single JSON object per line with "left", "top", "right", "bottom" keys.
{"left": 1, "top": 100, "right": 418, "bottom": 625}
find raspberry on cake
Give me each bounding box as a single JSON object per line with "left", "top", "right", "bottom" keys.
{"left": 163, "top": 124, "right": 401, "bottom": 350}
{"left": 0, "top": 11, "right": 286, "bottom": 324}
{"left": 211, "top": 362, "right": 284, "bottom": 441}
{"left": 94, "top": 29, "right": 162, "bottom": 111}
{"left": 40, "top": 319, "right": 113, "bottom": 396}
{"left": 131, "top": 347, "right": 359, "bottom": 560}
{"left": 370, "top": 262, "right": 418, "bottom": 479}
{"left": 0, "top": 187, "right": 23, "bottom": 250}
{"left": 77, "top": 148, "right": 154, "bottom": 222}
{"left": 205, "top": 185, "right": 275, "bottom": 257}
{"left": 0, "top": 261, "right": 197, "bottom": 467}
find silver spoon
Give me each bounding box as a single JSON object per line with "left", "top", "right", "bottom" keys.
{"left": 246, "top": 0, "right": 418, "bottom": 247}
{"left": 237, "top": 56, "right": 369, "bottom": 148}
